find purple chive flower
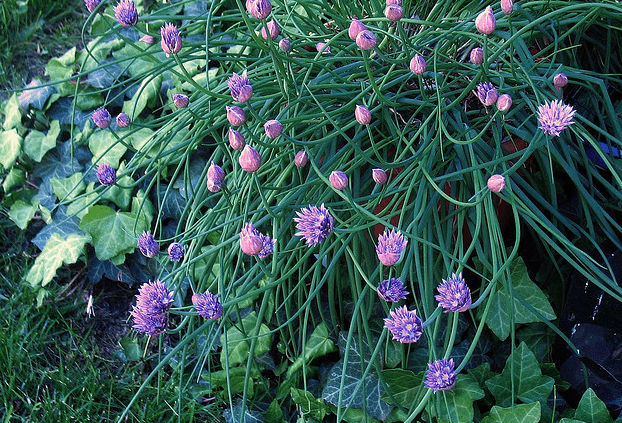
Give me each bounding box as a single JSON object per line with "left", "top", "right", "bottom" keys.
{"left": 258, "top": 233, "right": 276, "bottom": 258}
{"left": 470, "top": 47, "right": 484, "bottom": 65}
{"left": 167, "top": 242, "right": 184, "bottom": 262}
{"left": 84, "top": 0, "right": 101, "bottom": 13}
{"left": 240, "top": 222, "right": 264, "bottom": 256}
{"left": 226, "top": 105, "right": 246, "bottom": 126}
{"left": 355, "top": 104, "right": 371, "bottom": 125}
{"left": 92, "top": 108, "right": 111, "bottom": 129}
{"left": 130, "top": 280, "right": 174, "bottom": 336}
{"left": 160, "top": 23, "right": 182, "bottom": 55}
{"left": 537, "top": 99, "right": 576, "bottom": 136}
{"left": 192, "top": 291, "right": 223, "bottom": 320}
{"left": 228, "top": 128, "right": 246, "bottom": 150}
{"left": 294, "top": 204, "right": 334, "bottom": 246}
{"left": 386, "top": 0, "right": 401, "bottom": 5}
{"left": 279, "top": 38, "right": 291, "bottom": 52}
{"left": 239, "top": 145, "right": 262, "bottom": 172}
{"left": 349, "top": 19, "right": 367, "bottom": 41}
{"left": 496, "top": 94, "right": 512, "bottom": 113}
{"left": 264, "top": 119, "right": 283, "bottom": 138}
{"left": 294, "top": 150, "right": 308, "bottom": 168}
{"left": 207, "top": 161, "right": 225, "bottom": 193}
{"left": 261, "top": 19, "right": 279, "bottom": 40}
{"left": 501, "top": 0, "right": 514, "bottom": 15}
{"left": 378, "top": 277, "right": 409, "bottom": 302}
{"left": 173, "top": 94, "right": 189, "bottom": 108}
{"left": 475, "top": 5, "right": 496, "bottom": 35}
{"left": 372, "top": 168, "right": 388, "bottom": 185}
{"left": 114, "top": 0, "right": 138, "bottom": 28}
{"left": 553, "top": 73, "right": 568, "bottom": 89}
{"left": 477, "top": 82, "right": 498, "bottom": 107}
{"left": 329, "top": 171, "right": 348, "bottom": 190}
{"left": 376, "top": 229, "right": 408, "bottom": 266}
{"left": 384, "top": 4, "right": 403, "bottom": 22}
{"left": 247, "top": 0, "right": 272, "bottom": 20}
{"left": 228, "top": 70, "right": 253, "bottom": 103}
{"left": 425, "top": 359, "right": 457, "bottom": 392}
{"left": 409, "top": 54, "right": 426, "bottom": 75}
{"left": 487, "top": 174, "right": 506, "bottom": 193}
{"left": 116, "top": 113, "right": 130, "bottom": 128}
{"left": 384, "top": 305, "right": 423, "bottom": 343}
{"left": 140, "top": 34, "right": 156, "bottom": 44}
{"left": 138, "top": 231, "right": 159, "bottom": 258}
{"left": 316, "top": 42, "right": 331, "bottom": 54}
{"left": 356, "top": 29, "right": 377, "bottom": 50}
{"left": 435, "top": 273, "right": 472, "bottom": 312}
{"left": 96, "top": 163, "right": 116, "bottom": 186}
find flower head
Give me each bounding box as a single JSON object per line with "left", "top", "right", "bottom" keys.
{"left": 470, "top": 47, "right": 484, "bottom": 65}
{"left": 329, "top": 171, "right": 348, "bottom": 190}
{"left": 138, "top": 231, "right": 159, "bottom": 258}
{"left": 355, "top": 104, "right": 371, "bottom": 125}
{"left": 240, "top": 222, "right": 264, "bottom": 256}
{"left": 207, "top": 162, "right": 225, "bottom": 192}
{"left": 316, "top": 42, "right": 331, "bottom": 54}
{"left": 130, "top": 280, "right": 174, "bottom": 336}
{"left": 378, "top": 277, "right": 409, "bottom": 302}
{"left": 376, "top": 229, "right": 408, "bottom": 266}
{"left": 261, "top": 19, "right": 279, "bottom": 40}
{"left": 140, "top": 34, "right": 156, "bottom": 44}
{"left": 435, "top": 273, "right": 472, "bottom": 312}
{"left": 372, "top": 168, "right": 388, "bottom": 185}
{"left": 279, "top": 38, "right": 291, "bottom": 52}
{"left": 349, "top": 19, "right": 367, "bottom": 41}
{"left": 537, "top": 99, "right": 575, "bottom": 136}
{"left": 96, "top": 163, "right": 116, "bottom": 186}
{"left": 160, "top": 23, "right": 182, "bottom": 55}
{"left": 475, "top": 6, "right": 496, "bottom": 35}
{"left": 116, "top": 112, "right": 130, "bottom": 128}
{"left": 487, "top": 174, "right": 506, "bottom": 193}
{"left": 226, "top": 105, "right": 246, "bottom": 126}
{"left": 384, "top": 306, "right": 423, "bottom": 343}
{"left": 258, "top": 233, "right": 276, "bottom": 258}
{"left": 114, "top": 0, "right": 138, "bottom": 28}
{"left": 92, "top": 108, "right": 111, "bottom": 129}
{"left": 384, "top": 5, "right": 403, "bottom": 21}
{"left": 167, "top": 242, "right": 184, "bottom": 262}
{"left": 553, "top": 73, "right": 568, "bottom": 89}
{"left": 192, "top": 291, "right": 223, "bottom": 319}
{"left": 294, "top": 204, "right": 334, "bottom": 246}
{"left": 247, "top": 0, "right": 272, "bottom": 20}
{"left": 477, "top": 82, "right": 498, "bottom": 107}
{"left": 84, "top": 0, "right": 101, "bottom": 13}
{"left": 409, "top": 54, "right": 426, "bottom": 75}
{"left": 264, "top": 119, "right": 283, "bottom": 138}
{"left": 173, "top": 94, "right": 189, "bottom": 108}
{"left": 425, "top": 359, "right": 457, "bottom": 392}
{"left": 501, "top": 0, "right": 513, "bottom": 15}
{"left": 386, "top": 0, "right": 401, "bottom": 4}
{"left": 294, "top": 150, "right": 308, "bottom": 168}
{"left": 239, "top": 145, "right": 261, "bottom": 172}
{"left": 228, "top": 128, "right": 246, "bottom": 150}
{"left": 228, "top": 70, "right": 253, "bottom": 103}
{"left": 356, "top": 30, "right": 377, "bottom": 50}
{"left": 496, "top": 94, "right": 512, "bottom": 113}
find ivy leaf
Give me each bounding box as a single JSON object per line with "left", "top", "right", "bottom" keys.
{"left": 0, "top": 129, "right": 23, "bottom": 170}
{"left": 8, "top": 198, "right": 40, "bottom": 229}
{"left": 32, "top": 207, "right": 84, "bottom": 250}
{"left": 89, "top": 130, "right": 127, "bottom": 168}
{"left": 100, "top": 170, "right": 134, "bottom": 209}
{"left": 131, "top": 189, "right": 155, "bottom": 230}
{"left": 23, "top": 120, "right": 60, "bottom": 162}
{"left": 50, "top": 172, "right": 86, "bottom": 202}
{"left": 485, "top": 257, "right": 556, "bottom": 340}
{"left": 486, "top": 342, "right": 554, "bottom": 407}
{"left": 573, "top": 388, "right": 614, "bottom": 423}
{"left": 286, "top": 322, "right": 337, "bottom": 379}
{"left": 2, "top": 167, "right": 25, "bottom": 192}
{"left": 18, "top": 79, "right": 56, "bottom": 110}
{"left": 223, "top": 403, "right": 264, "bottom": 423}
{"left": 122, "top": 74, "right": 163, "bottom": 120}
{"left": 435, "top": 374, "right": 485, "bottom": 423}
{"left": 45, "top": 47, "right": 77, "bottom": 81}
{"left": 25, "top": 232, "right": 91, "bottom": 287}
{"left": 481, "top": 402, "right": 541, "bottom": 423}
{"left": 3, "top": 94, "right": 22, "bottom": 130}
{"left": 46, "top": 97, "right": 93, "bottom": 129}
{"left": 87, "top": 255, "right": 136, "bottom": 284}
{"left": 322, "top": 332, "right": 393, "bottom": 421}
{"left": 157, "top": 185, "right": 187, "bottom": 220}
{"left": 381, "top": 369, "right": 422, "bottom": 407}
{"left": 221, "top": 312, "right": 272, "bottom": 367}
{"left": 79, "top": 205, "right": 149, "bottom": 261}
{"left": 290, "top": 388, "right": 328, "bottom": 421}
{"left": 66, "top": 183, "right": 98, "bottom": 218}
{"left": 34, "top": 141, "right": 85, "bottom": 181}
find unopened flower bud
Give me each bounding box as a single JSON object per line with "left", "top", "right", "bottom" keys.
{"left": 92, "top": 108, "right": 111, "bottom": 129}
{"left": 239, "top": 145, "right": 261, "bottom": 172}
{"left": 228, "top": 128, "right": 246, "bottom": 150}
{"left": 553, "top": 73, "right": 568, "bottom": 89}
{"left": 409, "top": 54, "right": 426, "bottom": 75}
{"left": 356, "top": 30, "right": 377, "bottom": 50}
{"left": 501, "top": 0, "right": 513, "bottom": 15}
{"left": 349, "top": 19, "right": 367, "bottom": 41}
{"left": 84, "top": 0, "right": 101, "bottom": 13}
{"left": 384, "top": 5, "right": 403, "bottom": 22}
{"left": 372, "top": 168, "right": 388, "bottom": 185}
{"left": 487, "top": 174, "right": 506, "bottom": 193}
{"left": 207, "top": 162, "right": 225, "bottom": 192}
{"left": 160, "top": 23, "right": 182, "bottom": 55}
{"left": 96, "top": 163, "right": 116, "bottom": 186}
{"left": 477, "top": 82, "right": 498, "bottom": 107}
{"left": 228, "top": 70, "right": 253, "bottom": 103}
{"left": 247, "top": 0, "right": 272, "bottom": 20}
{"left": 470, "top": 47, "right": 484, "bottom": 65}
{"left": 167, "top": 242, "right": 184, "bottom": 262}
{"left": 294, "top": 150, "right": 308, "bottom": 167}
{"left": 140, "top": 34, "right": 156, "bottom": 44}
{"left": 261, "top": 19, "right": 279, "bottom": 40}
{"left": 264, "top": 119, "right": 283, "bottom": 138}
{"left": 226, "top": 105, "right": 246, "bottom": 126}
{"left": 240, "top": 223, "right": 263, "bottom": 256}
{"left": 279, "top": 38, "right": 291, "bottom": 52}
{"left": 173, "top": 94, "right": 189, "bottom": 108}
{"left": 355, "top": 105, "right": 371, "bottom": 125}
{"left": 116, "top": 113, "right": 130, "bottom": 128}
{"left": 329, "top": 171, "right": 348, "bottom": 190}
{"left": 316, "top": 42, "right": 330, "bottom": 54}
{"left": 475, "top": 6, "right": 496, "bottom": 35}
{"left": 496, "top": 94, "right": 512, "bottom": 112}
{"left": 386, "top": 0, "right": 401, "bottom": 4}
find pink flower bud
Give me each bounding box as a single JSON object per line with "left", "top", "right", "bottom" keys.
{"left": 226, "top": 105, "right": 246, "bottom": 126}
{"left": 470, "top": 47, "right": 484, "bottom": 65}
{"left": 487, "top": 174, "right": 506, "bottom": 193}
{"left": 409, "top": 54, "right": 426, "bottom": 75}
{"left": 228, "top": 128, "right": 246, "bottom": 150}
{"left": 553, "top": 73, "right": 568, "bottom": 89}
{"left": 386, "top": 0, "right": 401, "bottom": 4}
{"left": 160, "top": 23, "right": 182, "bottom": 55}
{"left": 349, "top": 19, "right": 367, "bottom": 41}
{"left": 92, "top": 108, "right": 111, "bottom": 129}
{"left": 384, "top": 5, "right": 403, "bottom": 22}
{"left": 239, "top": 145, "right": 261, "bottom": 172}
{"left": 316, "top": 42, "right": 331, "bottom": 54}
{"left": 501, "top": 0, "right": 513, "bottom": 15}
{"left": 261, "top": 19, "right": 279, "bottom": 40}
{"left": 240, "top": 223, "right": 263, "bottom": 256}
{"left": 496, "top": 94, "right": 512, "bottom": 113}
{"left": 329, "top": 171, "right": 348, "bottom": 190}
{"left": 279, "top": 38, "right": 291, "bottom": 52}
{"left": 264, "top": 119, "right": 283, "bottom": 138}
{"left": 355, "top": 105, "right": 371, "bottom": 125}
{"left": 140, "top": 34, "right": 156, "bottom": 44}
{"left": 173, "top": 94, "right": 189, "bottom": 108}
{"left": 477, "top": 82, "right": 498, "bottom": 107}
{"left": 116, "top": 112, "right": 130, "bottom": 128}
{"left": 372, "top": 168, "right": 388, "bottom": 185}
{"left": 294, "top": 150, "right": 308, "bottom": 167}
{"left": 247, "top": 0, "right": 271, "bottom": 20}
{"left": 356, "top": 30, "right": 377, "bottom": 50}
{"left": 475, "top": 6, "right": 496, "bottom": 35}
{"left": 207, "top": 162, "right": 225, "bottom": 192}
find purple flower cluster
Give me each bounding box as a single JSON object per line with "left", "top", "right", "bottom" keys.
{"left": 294, "top": 204, "right": 334, "bottom": 246}
{"left": 192, "top": 291, "right": 223, "bottom": 320}
{"left": 537, "top": 99, "right": 576, "bottom": 136}
{"left": 96, "top": 163, "right": 116, "bottom": 186}
{"left": 376, "top": 229, "right": 408, "bottom": 266}
{"left": 114, "top": 0, "right": 138, "bottom": 28}
{"left": 167, "top": 242, "right": 184, "bottom": 262}
{"left": 384, "top": 305, "right": 422, "bottom": 343}
{"left": 435, "top": 273, "right": 472, "bottom": 312}
{"left": 161, "top": 23, "right": 182, "bottom": 55}
{"left": 425, "top": 358, "right": 457, "bottom": 392}
{"left": 138, "top": 231, "right": 159, "bottom": 258}
{"left": 377, "top": 277, "right": 408, "bottom": 302}
{"left": 130, "top": 280, "right": 174, "bottom": 336}
{"left": 240, "top": 222, "right": 275, "bottom": 258}
{"left": 228, "top": 70, "right": 253, "bottom": 103}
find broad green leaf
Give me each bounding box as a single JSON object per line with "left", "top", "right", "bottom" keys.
{"left": 131, "top": 189, "right": 155, "bottom": 230}
{"left": 481, "top": 402, "right": 541, "bottom": 423}
{"left": 435, "top": 374, "right": 485, "bottom": 423}
{"left": 203, "top": 366, "right": 261, "bottom": 397}
{"left": 486, "top": 342, "right": 554, "bottom": 407}
{"left": 45, "top": 47, "right": 77, "bottom": 81}
{"left": 0, "top": 129, "right": 23, "bottom": 170}
{"left": 220, "top": 311, "right": 272, "bottom": 367}
{"left": 23, "top": 120, "right": 60, "bottom": 162}
{"left": 66, "top": 183, "right": 98, "bottom": 218}
{"left": 381, "top": 369, "right": 423, "bottom": 407}
{"left": 119, "top": 335, "right": 142, "bottom": 361}
{"left": 2, "top": 167, "right": 25, "bottom": 192}
{"left": 486, "top": 257, "right": 556, "bottom": 340}
{"left": 25, "top": 232, "right": 91, "bottom": 287}
{"left": 79, "top": 205, "right": 149, "bottom": 261}
{"left": 51, "top": 172, "right": 86, "bottom": 202}
{"left": 286, "top": 322, "right": 337, "bottom": 379}
{"left": 559, "top": 419, "right": 586, "bottom": 423}
{"left": 8, "top": 198, "right": 39, "bottom": 229}
{"left": 574, "top": 388, "right": 613, "bottom": 423}
{"left": 264, "top": 399, "right": 285, "bottom": 423}
{"left": 290, "top": 388, "right": 328, "bottom": 421}
{"left": 112, "top": 42, "right": 167, "bottom": 79}
{"left": 89, "top": 130, "right": 127, "bottom": 169}
{"left": 18, "top": 79, "right": 55, "bottom": 110}
{"left": 122, "top": 74, "right": 162, "bottom": 120}
{"left": 75, "top": 91, "right": 105, "bottom": 111}
{"left": 80, "top": 37, "right": 125, "bottom": 74}
{"left": 3, "top": 94, "right": 21, "bottom": 130}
